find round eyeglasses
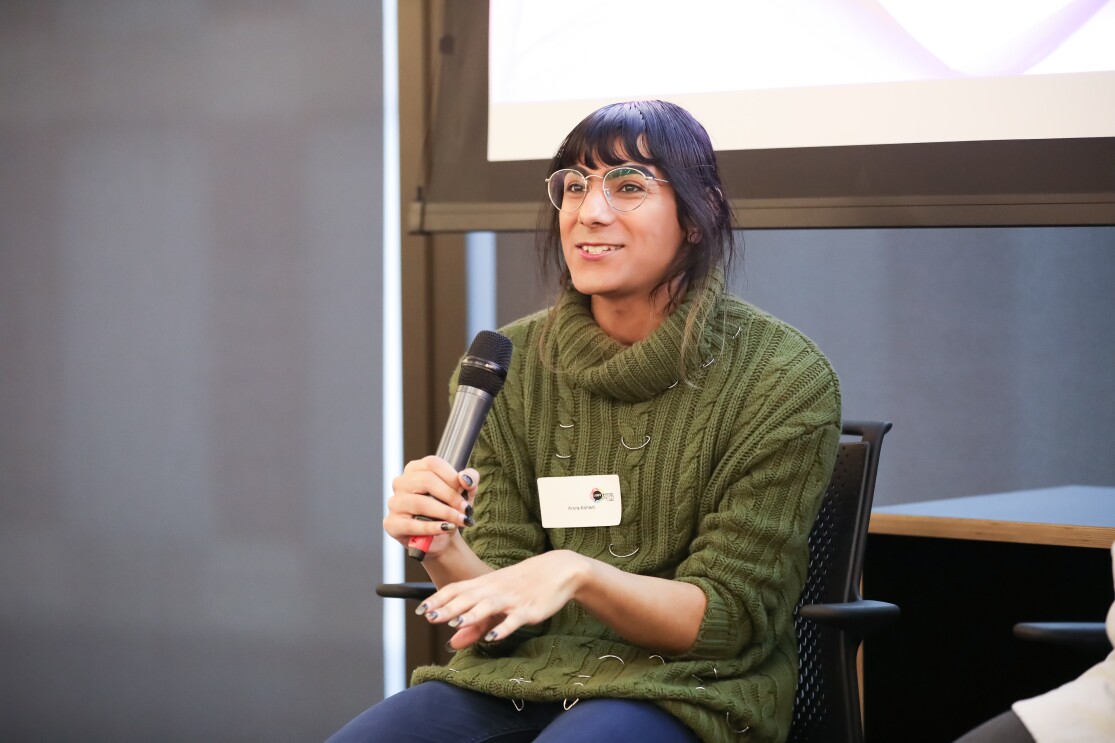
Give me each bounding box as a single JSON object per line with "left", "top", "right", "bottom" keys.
{"left": 545, "top": 167, "right": 670, "bottom": 213}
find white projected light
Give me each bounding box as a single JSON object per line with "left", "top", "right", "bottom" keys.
{"left": 488, "top": 0, "right": 1115, "bottom": 161}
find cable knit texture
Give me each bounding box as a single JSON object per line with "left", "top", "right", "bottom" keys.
{"left": 411, "top": 271, "right": 841, "bottom": 743}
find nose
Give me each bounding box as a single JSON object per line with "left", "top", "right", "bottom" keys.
{"left": 578, "top": 177, "right": 614, "bottom": 225}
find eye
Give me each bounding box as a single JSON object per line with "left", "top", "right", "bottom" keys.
{"left": 605, "top": 168, "right": 649, "bottom": 195}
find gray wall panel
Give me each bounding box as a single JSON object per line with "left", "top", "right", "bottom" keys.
{"left": 0, "top": 2, "right": 387, "bottom": 740}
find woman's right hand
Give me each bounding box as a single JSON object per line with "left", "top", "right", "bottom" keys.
{"left": 384, "top": 456, "right": 477, "bottom": 559}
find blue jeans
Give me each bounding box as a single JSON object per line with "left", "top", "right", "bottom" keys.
{"left": 326, "top": 680, "right": 701, "bottom": 743}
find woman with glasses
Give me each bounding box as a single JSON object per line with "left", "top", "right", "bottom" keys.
{"left": 329, "top": 100, "right": 841, "bottom": 743}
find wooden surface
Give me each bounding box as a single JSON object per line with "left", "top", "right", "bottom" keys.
{"left": 870, "top": 485, "right": 1115, "bottom": 548}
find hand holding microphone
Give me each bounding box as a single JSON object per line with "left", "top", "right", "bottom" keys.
{"left": 388, "top": 330, "right": 513, "bottom": 562}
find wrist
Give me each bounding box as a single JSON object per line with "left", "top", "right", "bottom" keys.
{"left": 422, "top": 531, "right": 466, "bottom": 569}
{"left": 562, "top": 550, "right": 597, "bottom": 602}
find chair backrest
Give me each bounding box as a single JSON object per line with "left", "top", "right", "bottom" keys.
{"left": 788, "top": 420, "right": 892, "bottom": 743}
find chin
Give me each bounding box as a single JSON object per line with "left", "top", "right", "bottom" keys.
{"left": 568, "top": 275, "right": 610, "bottom": 297}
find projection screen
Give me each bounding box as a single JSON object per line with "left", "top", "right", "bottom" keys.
{"left": 411, "top": 0, "right": 1115, "bottom": 232}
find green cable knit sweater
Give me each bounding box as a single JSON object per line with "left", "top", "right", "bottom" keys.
{"left": 412, "top": 272, "right": 841, "bottom": 743}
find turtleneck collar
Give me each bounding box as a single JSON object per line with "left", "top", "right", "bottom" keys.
{"left": 549, "top": 270, "right": 725, "bottom": 402}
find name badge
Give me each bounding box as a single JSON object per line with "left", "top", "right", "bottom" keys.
{"left": 538, "top": 474, "right": 622, "bottom": 528}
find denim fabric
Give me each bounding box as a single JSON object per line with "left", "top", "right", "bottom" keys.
{"left": 326, "top": 681, "right": 701, "bottom": 743}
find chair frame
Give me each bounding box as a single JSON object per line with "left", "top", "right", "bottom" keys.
{"left": 1013, "top": 621, "right": 1111, "bottom": 651}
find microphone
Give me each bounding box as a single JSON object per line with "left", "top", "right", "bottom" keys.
{"left": 407, "top": 330, "right": 513, "bottom": 561}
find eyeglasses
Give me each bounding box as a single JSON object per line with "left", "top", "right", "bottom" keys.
{"left": 544, "top": 167, "right": 670, "bottom": 213}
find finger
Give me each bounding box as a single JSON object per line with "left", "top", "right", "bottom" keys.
{"left": 417, "top": 454, "right": 461, "bottom": 484}
{"left": 427, "top": 593, "right": 514, "bottom": 643}
{"left": 458, "top": 469, "right": 479, "bottom": 501}
{"left": 447, "top": 616, "right": 499, "bottom": 650}
{"left": 456, "top": 470, "right": 478, "bottom": 526}
{"left": 417, "top": 577, "right": 501, "bottom": 626}
{"left": 384, "top": 492, "right": 468, "bottom": 533}
{"left": 415, "top": 581, "right": 471, "bottom": 623}
{"left": 399, "top": 456, "right": 465, "bottom": 497}
{"left": 478, "top": 613, "right": 524, "bottom": 644}
{"left": 385, "top": 512, "right": 459, "bottom": 536}
{"left": 394, "top": 470, "right": 467, "bottom": 511}
{"left": 387, "top": 492, "right": 468, "bottom": 528}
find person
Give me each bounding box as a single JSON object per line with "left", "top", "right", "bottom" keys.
{"left": 328, "top": 100, "right": 841, "bottom": 743}
{"left": 954, "top": 542, "right": 1115, "bottom": 743}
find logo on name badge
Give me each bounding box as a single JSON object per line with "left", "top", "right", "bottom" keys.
{"left": 590, "top": 487, "right": 614, "bottom": 502}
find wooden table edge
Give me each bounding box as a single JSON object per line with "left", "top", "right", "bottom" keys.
{"left": 868, "top": 513, "right": 1115, "bottom": 549}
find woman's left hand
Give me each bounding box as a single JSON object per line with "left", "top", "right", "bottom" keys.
{"left": 417, "top": 550, "right": 589, "bottom": 650}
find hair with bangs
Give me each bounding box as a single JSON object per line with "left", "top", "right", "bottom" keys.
{"left": 535, "top": 100, "right": 738, "bottom": 369}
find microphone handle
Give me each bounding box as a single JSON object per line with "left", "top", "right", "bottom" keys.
{"left": 406, "top": 386, "right": 495, "bottom": 561}
{"left": 435, "top": 386, "right": 494, "bottom": 470}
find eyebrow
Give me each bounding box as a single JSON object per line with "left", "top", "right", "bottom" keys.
{"left": 575, "top": 162, "right": 657, "bottom": 178}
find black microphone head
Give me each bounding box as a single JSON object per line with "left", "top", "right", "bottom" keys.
{"left": 457, "top": 330, "right": 513, "bottom": 396}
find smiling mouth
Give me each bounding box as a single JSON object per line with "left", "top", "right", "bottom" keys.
{"left": 580, "top": 245, "right": 619, "bottom": 255}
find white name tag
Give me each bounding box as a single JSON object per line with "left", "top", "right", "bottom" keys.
{"left": 537, "top": 474, "right": 623, "bottom": 529}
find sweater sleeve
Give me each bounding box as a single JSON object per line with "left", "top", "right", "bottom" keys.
{"left": 673, "top": 386, "right": 841, "bottom": 662}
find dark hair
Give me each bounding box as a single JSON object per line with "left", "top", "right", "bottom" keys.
{"left": 536, "top": 100, "right": 736, "bottom": 312}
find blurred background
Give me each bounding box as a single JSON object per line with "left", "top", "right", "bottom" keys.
{"left": 1, "top": 2, "right": 388, "bottom": 740}
{"left": 1, "top": 1, "right": 1113, "bottom": 741}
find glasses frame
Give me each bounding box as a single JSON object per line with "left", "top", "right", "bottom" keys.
{"left": 544, "top": 167, "right": 670, "bottom": 213}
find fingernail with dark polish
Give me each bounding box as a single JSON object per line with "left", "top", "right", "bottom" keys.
{"left": 462, "top": 473, "right": 474, "bottom": 487}
{"left": 415, "top": 603, "right": 428, "bottom": 615}
{"left": 463, "top": 515, "right": 475, "bottom": 528}
{"left": 485, "top": 630, "right": 499, "bottom": 642}
{"left": 448, "top": 616, "right": 464, "bottom": 628}
{"left": 440, "top": 522, "right": 455, "bottom": 531}
{"left": 465, "top": 504, "right": 474, "bottom": 518}
{"left": 426, "top": 611, "right": 439, "bottom": 620}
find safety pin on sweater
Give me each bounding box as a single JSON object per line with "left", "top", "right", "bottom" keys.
{"left": 620, "top": 435, "right": 650, "bottom": 450}
{"left": 727, "top": 712, "right": 751, "bottom": 735}
{"left": 692, "top": 674, "right": 720, "bottom": 696}
{"left": 509, "top": 677, "right": 530, "bottom": 712}
{"left": 565, "top": 676, "right": 587, "bottom": 710}
{"left": 608, "top": 544, "right": 639, "bottom": 558}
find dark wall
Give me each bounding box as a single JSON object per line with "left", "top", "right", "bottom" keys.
{"left": 495, "top": 226, "right": 1115, "bottom": 506}
{"left": 0, "top": 2, "right": 388, "bottom": 739}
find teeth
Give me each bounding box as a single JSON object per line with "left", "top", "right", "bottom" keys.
{"left": 581, "top": 245, "right": 616, "bottom": 255}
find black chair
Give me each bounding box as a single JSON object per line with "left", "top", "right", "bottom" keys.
{"left": 788, "top": 420, "right": 897, "bottom": 743}
{"left": 377, "top": 420, "right": 898, "bottom": 743}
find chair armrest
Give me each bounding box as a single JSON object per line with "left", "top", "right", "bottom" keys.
{"left": 376, "top": 582, "right": 436, "bottom": 601}
{"left": 1013, "top": 622, "right": 1111, "bottom": 651}
{"left": 798, "top": 599, "right": 900, "bottom": 636}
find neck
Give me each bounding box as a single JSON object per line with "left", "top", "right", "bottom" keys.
{"left": 590, "top": 283, "right": 683, "bottom": 345}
